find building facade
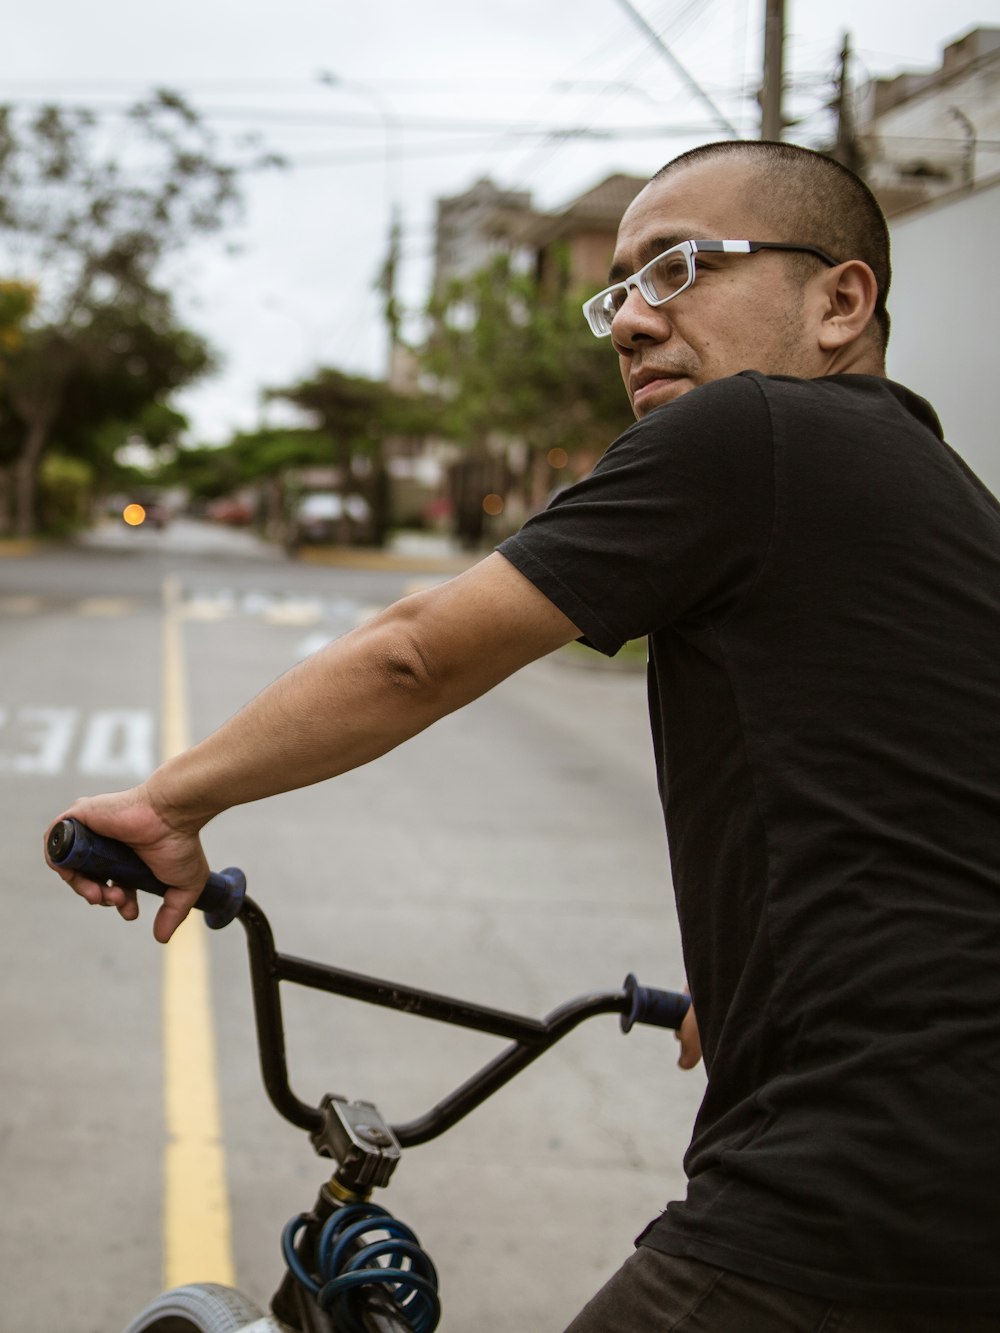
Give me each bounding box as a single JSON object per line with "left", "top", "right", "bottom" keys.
{"left": 855, "top": 25, "right": 1000, "bottom": 216}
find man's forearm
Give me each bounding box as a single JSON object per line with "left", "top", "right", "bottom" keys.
{"left": 147, "top": 604, "right": 453, "bottom": 827}
{"left": 146, "top": 554, "right": 580, "bottom": 831}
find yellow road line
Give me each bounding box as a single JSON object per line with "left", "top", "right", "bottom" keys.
{"left": 77, "top": 596, "right": 140, "bottom": 617}
{"left": 161, "top": 576, "right": 236, "bottom": 1288}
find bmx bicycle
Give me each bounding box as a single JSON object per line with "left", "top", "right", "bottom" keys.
{"left": 47, "top": 816, "right": 689, "bottom": 1333}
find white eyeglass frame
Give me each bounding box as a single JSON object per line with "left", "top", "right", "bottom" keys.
{"left": 582, "top": 238, "right": 840, "bottom": 337}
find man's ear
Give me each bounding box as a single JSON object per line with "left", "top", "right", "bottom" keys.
{"left": 815, "top": 260, "right": 880, "bottom": 352}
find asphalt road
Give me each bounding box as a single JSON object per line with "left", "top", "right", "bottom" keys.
{"left": 0, "top": 522, "right": 704, "bottom": 1332}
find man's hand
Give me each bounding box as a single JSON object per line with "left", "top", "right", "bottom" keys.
{"left": 676, "top": 995, "right": 702, "bottom": 1070}
{"left": 44, "top": 784, "right": 211, "bottom": 944}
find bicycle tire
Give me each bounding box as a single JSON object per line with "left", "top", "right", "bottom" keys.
{"left": 121, "top": 1282, "right": 289, "bottom": 1333}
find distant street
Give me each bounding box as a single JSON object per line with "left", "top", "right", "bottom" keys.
{"left": 0, "top": 523, "right": 703, "bottom": 1332}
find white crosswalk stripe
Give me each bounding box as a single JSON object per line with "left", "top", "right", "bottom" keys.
{"left": 0, "top": 589, "right": 380, "bottom": 626}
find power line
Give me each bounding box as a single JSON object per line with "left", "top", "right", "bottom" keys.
{"left": 611, "top": 0, "right": 740, "bottom": 134}
{"left": 0, "top": 94, "right": 725, "bottom": 138}
{"left": 255, "top": 121, "right": 730, "bottom": 171}
{"left": 0, "top": 95, "right": 728, "bottom": 172}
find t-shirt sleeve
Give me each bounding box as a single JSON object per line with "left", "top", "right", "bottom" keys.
{"left": 498, "top": 374, "right": 776, "bottom": 656}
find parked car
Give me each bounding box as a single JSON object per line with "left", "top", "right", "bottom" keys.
{"left": 286, "top": 492, "right": 372, "bottom": 548}
{"left": 142, "top": 499, "right": 171, "bottom": 529}
{"left": 207, "top": 496, "right": 254, "bottom": 526}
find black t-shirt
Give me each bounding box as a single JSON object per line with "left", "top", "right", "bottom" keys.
{"left": 498, "top": 372, "right": 1000, "bottom": 1311}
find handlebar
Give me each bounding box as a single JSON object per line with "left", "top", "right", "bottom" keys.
{"left": 46, "top": 817, "right": 246, "bottom": 929}
{"left": 45, "top": 818, "right": 690, "bottom": 1144}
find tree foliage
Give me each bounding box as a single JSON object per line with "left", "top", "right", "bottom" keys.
{"left": 162, "top": 427, "right": 334, "bottom": 500}
{"left": 0, "top": 296, "right": 213, "bottom": 528}
{"left": 0, "top": 92, "right": 245, "bottom": 320}
{"left": 0, "top": 279, "right": 35, "bottom": 367}
{"left": 269, "top": 367, "right": 440, "bottom": 465}
{"left": 0, "top": 90, "right": 264, "bottom": 534}
{"left": 268, "top": 367, "right": 443, "bottom": 544}
{"left": 421, "top": 250, "right": 631, "bottom": 469}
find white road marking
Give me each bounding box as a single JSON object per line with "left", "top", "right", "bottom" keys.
{"left": 0, "top": 706, "right": 155, "bottom": 778}
{"left": 78, "top": 709, "right": 156, "bottom": 778}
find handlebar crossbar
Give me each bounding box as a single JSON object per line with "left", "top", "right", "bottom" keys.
{"left": 47, "top": 819, "right": 689, "bottom": 1149}
{"left": 238, "top": 896, "right": 687, "bottom": 1148}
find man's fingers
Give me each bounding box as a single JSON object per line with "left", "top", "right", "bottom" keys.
{"left": 675, "top": 1000, "right": 703, "bottom": 1070}
{"left": 153, "top": 889, "right": 200, "bottom": 944}
{"left": 58, "top": 868, "right": 110, "bottom": 907}
{"left": 115, "top": 890, "right": 140, "bottom": 921}
{"left": 60, "top": 871, "right": 139, "bottom": 918}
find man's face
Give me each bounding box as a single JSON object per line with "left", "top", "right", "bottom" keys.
{"left": 609, "top": 159, "right": 824, "bottom": 420}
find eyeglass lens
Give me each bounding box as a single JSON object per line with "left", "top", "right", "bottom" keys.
{"left": 642, "top": 249, "right": 693, "bottom": 302}
{"left": 593, "top": 247, "right": 693, "bottom": 333}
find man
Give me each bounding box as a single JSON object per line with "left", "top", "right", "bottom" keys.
{"left": 49, "top": 142, "right": 1000, "bottom": 1330}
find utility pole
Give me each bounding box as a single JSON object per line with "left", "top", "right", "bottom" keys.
{"left": 949, "top": 106, "right": 976, "bottom": 187}
{"left": 831, "top": 33, "right": 862, "bottom": 172}
{"left": 760, "top": 0, "right": 785, "bottom": 140}
{"left": 375, "top": 205, "right": 404, "bottom": 369}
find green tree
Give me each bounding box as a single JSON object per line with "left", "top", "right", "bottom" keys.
{"left": 421, "top": 251, "right": 630, "bottom": 538}
{"left": 0, "top": 90, "right": 267, "bottom": 534}
{"left": 162, "top": 426, "right": 336, "bottom": 535}
{"left": 0, "top": 281, "right": 34, "bottom": 526}
{"left": 269, "top": 368, "right": 442, "bottom": 545}
{"left": 0, "top": 280, "right": 35, "bottom": 366}
{"left": 0, "top": 297, "right": 213, "bottom": 531}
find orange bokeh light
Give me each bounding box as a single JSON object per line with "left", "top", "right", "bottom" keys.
{"left": 482, "top": 493, "right": 504, "bottom": 517}
{"left": 122, "top": 503, "right": 147, "bottom": 527}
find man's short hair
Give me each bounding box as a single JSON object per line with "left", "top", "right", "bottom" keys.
{"left": 654, "top": 141, "right": 892, "bottom": 350}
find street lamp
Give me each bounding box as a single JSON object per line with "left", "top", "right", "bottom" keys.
{"left": 316, "top": 70, "right": 400, "bottom": 221}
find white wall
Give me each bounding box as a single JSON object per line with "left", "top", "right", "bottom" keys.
{"left": 886, "top": 176, "right": 1000, "bottom": 497}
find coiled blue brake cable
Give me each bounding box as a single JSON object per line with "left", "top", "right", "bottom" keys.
{"left": 282, "top": 1201, "right": 441, "bottom": 1333}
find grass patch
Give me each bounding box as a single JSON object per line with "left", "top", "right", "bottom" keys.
{"left": 558, "top": 636, "right": 648, "bottom": 671}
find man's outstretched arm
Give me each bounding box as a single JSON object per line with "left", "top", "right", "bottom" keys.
{"left": 48, "top": 552, "right": 581, "bottom": 942}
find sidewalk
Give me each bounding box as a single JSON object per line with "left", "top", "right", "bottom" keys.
{"left": 0, "top": 538, "right": 43, "bottom": 558}
{"left": 79, "top": 515, "right": 277, "bottom": 559}
{"left": 60, "top": 519, "right": 483, "bottom": 574}
{"left": 295, "top": 530, "right": 480, "bottom": 575}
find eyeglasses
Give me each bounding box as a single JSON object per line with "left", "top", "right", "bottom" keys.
{"left": 581, "top": 239, "right": 841, "bottom": 337}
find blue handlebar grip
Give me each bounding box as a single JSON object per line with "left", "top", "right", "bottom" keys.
{"left": 46, "top": 817, "right": 246, "bottom": 930}
{"left": 620, "top": 974, "right": 691, "bottom": 1033}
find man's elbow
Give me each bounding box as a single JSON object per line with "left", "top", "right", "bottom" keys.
{"left": 362, "top": 598, "right": 449, "bottom": 704}
{"left": 379, "top": 628, "right": 439, "bottom": 697}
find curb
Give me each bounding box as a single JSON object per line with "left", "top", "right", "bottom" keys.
{"left": 293, "top": 546, "right": 483, "bottom": 576}
{"left": 0, "top": 540, "right": 44, "bottom": 558}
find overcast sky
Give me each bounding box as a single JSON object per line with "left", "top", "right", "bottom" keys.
{"left": 4, "top": 0, "right": 997, "bottom": 442}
